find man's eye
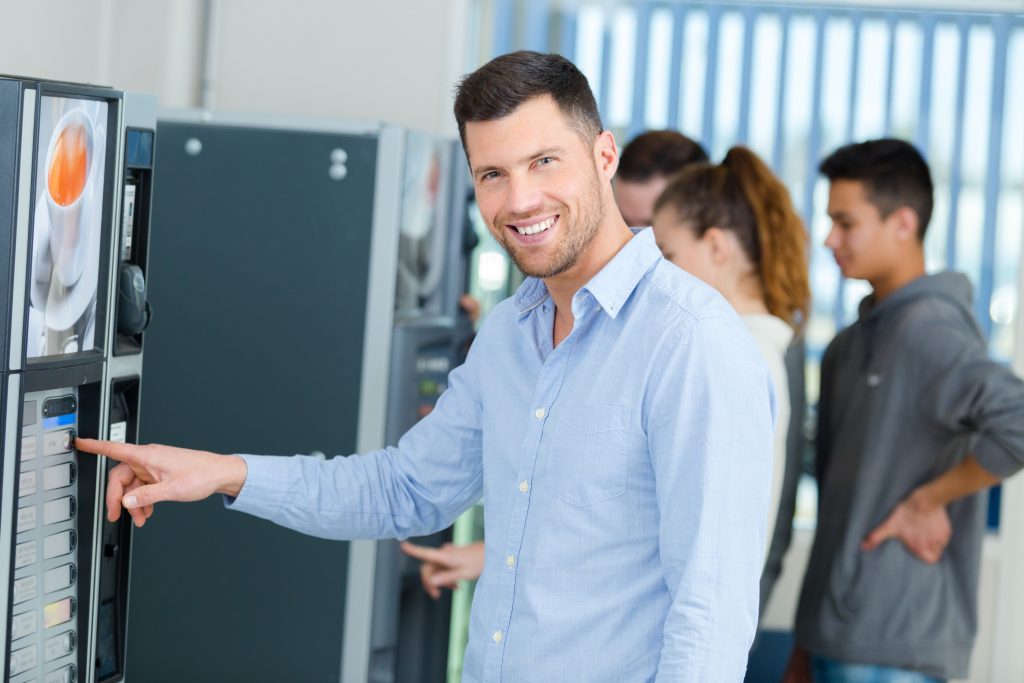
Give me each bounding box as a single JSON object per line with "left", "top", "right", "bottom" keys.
{"left": 481, "top": 171, "right": 500, "bottom": 181}
{"left": 537, "top": 157, "right": 555, "bottom": 166}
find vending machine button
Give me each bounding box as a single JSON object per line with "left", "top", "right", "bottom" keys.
{"left": 44, "top": 429, "right": 75, "bottom": 457}
{"left": 44, "top": 631, "right": 76, "bottom": 661}
{"left": 43, "top": 564, "right": 76, "bottom": 593}
{"left": 43, "top": 531, "right": 76, "bottom": 560}
{"left": 43, "top": 598, "right": 75, "bottom": 629}
{"left": 42, "top": 497, "right": 75, "bottom": 525}
{"left": 44, "top": 664, "right": 76, "bottom": 683}
{"left": 42, "top": 463, "right": 76, "bottom": 491}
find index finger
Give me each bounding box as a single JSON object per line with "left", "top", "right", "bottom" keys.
{"left": 75, "top": 437, "right": 145, "bottom": 464}
{"left": 400, "top": 541, "right": 447, "bottom": 564}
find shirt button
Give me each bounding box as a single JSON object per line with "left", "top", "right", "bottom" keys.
{"left": 506, "top": 554, "right": 516, "bottom": 567}
{"left": 534, "top": 408, "right": 546, "bottom": 419}
{"left": 519, "top": 480, "right": 529, "bottom": 493}
{"left": 493, "top": 630, "right": 503, "bottom": 643}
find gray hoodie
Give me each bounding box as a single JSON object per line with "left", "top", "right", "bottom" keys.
{"left": 795, "top": 272, "right": 1024, "bottom": 679}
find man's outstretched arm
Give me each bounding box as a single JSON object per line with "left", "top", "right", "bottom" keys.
{"left": 77, "top": 325, "right": 490, "bottom": 540}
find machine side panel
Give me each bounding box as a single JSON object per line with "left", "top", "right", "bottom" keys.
{"left": 0, "top": 80, "right": 23, "bottom": 366}
{"left": 133, "top": 121, "right": 377, "bottom": 682}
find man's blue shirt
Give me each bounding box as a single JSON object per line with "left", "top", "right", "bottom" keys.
{"left": 229, "top": 228, "right": 774, "bottom": 681}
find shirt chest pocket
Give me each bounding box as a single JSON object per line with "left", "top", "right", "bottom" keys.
{"left": 542, "top": 403, "right": 630, "bottom": 507}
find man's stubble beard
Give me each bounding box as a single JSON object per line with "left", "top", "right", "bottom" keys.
{"left": 498, "top": 168, "right": 606, "bottom": 279}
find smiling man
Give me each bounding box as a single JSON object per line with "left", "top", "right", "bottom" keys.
{"left": 76, "top": 51, "right": 774, "bottom": 682}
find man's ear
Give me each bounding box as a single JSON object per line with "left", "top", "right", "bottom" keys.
{"left": 594, "top": 130, "right": 618, "bottom": 180}
{"left": 889, "top": 206, "right": 921, "bottom": 243}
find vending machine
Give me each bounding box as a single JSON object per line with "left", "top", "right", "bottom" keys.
{"left": 131, "top": 113, "right": 470, "bottom": 682}
{"left": 0, "top": 76, "right": 156, "bottom": 683}
{"left": 368, "top": 132, "right": 475, "bottom": 683}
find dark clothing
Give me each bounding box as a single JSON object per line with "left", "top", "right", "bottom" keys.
{"left": 796, "top": 272, "right": 1024, "bottom": 679}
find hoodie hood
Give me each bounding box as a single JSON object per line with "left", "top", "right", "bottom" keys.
{"left": 858, "top": 272, "right": 975, "bottom": 328}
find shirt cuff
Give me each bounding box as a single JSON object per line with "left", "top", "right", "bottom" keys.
{"left": 222, "top": 454, "right": 293, "bottom": 514}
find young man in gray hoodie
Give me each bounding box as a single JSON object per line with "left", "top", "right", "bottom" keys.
{"left": 783, "top": 138, "right": 1024, "bottom": 683}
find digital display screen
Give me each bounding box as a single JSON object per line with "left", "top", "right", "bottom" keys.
{"left": 126, "top": 129, "right": 154, "bottom": 168}
{"left": 27, "top": 95, "right": 110, "bottom": 359}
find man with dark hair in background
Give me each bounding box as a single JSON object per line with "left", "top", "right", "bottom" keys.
{"left": 79, "top": 51, "right": 775, "bottom": 681}
{"left": 614, "top": 129, "right": 708, "bottom": 228}
{"left": 783, "top": 138, "right": 1024, "bottom": 683}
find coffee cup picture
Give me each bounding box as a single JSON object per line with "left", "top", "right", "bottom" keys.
{"left": 27, "top": 96, "right": 108, "bottom": 359}
{"left": 44, "top": 108, "right": 94, "bottom": 287}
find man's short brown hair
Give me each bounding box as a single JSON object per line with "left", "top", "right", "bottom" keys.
{"left": 454, "top": 51, "right": 603, "bottom": 155}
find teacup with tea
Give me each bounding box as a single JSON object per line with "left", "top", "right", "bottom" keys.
{"left": 44, "top": 108, "right": 95, "bottom": 288}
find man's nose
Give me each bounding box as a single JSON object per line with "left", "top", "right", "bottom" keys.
{"left": 505, "top": 174, "right": 543, "bottom": 216}
{"left": 824, "top": 224, "right": 840, "bottom": 250}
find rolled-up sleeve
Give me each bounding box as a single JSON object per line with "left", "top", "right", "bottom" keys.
{"left": 646, "top": 314, "right": 775, "bottom": 681}
{"left": 225, "top": 329, "right": 487, "bottom": 541}
{"left": 919, "top": 320, "right": 1024, "bottom": 479}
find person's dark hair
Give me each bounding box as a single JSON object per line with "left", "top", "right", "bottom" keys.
{"left": 616, "top": 130, "right": 708, "bottom": 182}
{"left": 819, "top": 138, "right": 934, "bottom": 239}
{"left": 655, "top": 147, "right": 811, "bottom": 330}
{"left": 454, "top": 51, "right": 602, "bottom": 155}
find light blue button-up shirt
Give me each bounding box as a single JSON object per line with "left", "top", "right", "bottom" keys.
{"left": 229, "top": 228, "right": 774, "bottom": 682}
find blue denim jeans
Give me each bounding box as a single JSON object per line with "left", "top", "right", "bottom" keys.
{"left": 811, "top": 656, "right": 945, "bottom": 683}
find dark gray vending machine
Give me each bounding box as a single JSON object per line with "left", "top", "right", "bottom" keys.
{"left": 368, "top": 131, "right": 474, "bottom": 683}
{"left": 0, "top": 76, "right": 156, "bottom": 683}
{"left": 134, "top": 113, "right": 468, "bottom": 683}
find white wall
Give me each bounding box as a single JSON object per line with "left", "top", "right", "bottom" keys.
{"left": 989, "top": 216, "right": 1024, "bottom": 681}
{"left": 0, "top": 0, "right": 471, "bottom": 135}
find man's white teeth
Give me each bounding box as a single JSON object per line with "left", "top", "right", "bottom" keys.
{"left": 516, "top": 216, "right": 556, "bottom": 235}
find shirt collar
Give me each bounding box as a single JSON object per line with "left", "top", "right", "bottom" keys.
{"left": 513, "top": 228, "right": 663, "bottom": 320}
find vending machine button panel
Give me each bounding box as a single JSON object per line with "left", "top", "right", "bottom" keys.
{"left": 9, "top": 391, "right": 80, "bottom": 681}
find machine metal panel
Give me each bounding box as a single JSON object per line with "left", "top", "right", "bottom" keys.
{"left": 0, "top": 374, "right": 22, "bottom": 674}
{"left": 133, "top": 118, "right": 379, "bottom": 682}
{"left": 8, "top": 87, "right": 35, "bottom": 373}
{"left": 341, "top": 124, "right": 404, "bottom": 683}
{"left": 0, "top": 79, "right": 24, "bottom": 370}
